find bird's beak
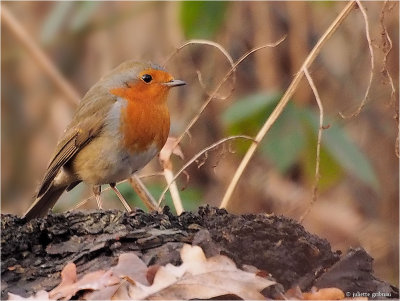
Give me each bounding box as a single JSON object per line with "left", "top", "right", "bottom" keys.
{"left": 163, "top": 79, "right": 186, "bottom": 87}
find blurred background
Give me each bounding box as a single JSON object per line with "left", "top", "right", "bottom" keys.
{"left": 2, "top": 1, "right": 398, "bottom": 286}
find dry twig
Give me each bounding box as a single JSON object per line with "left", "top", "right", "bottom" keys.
{"left": 157, "top": 135, "right": 255, "bottom": 206}
{"left": 163, "top": 169, "right": 184, "bottom": 214}
{"left": 220, "top": 1, "right": 357, "bottom": 209}
{"left": 300, "top": 67, "right": 325, "bottom": 223}
{"left": 174, "top": 37, "right": 286, "bottom": 150}
{"left": 164, "top": 39, "right": 236, "bottom": 100}
{"left": 128, "top": 175, "right": 158, "bottom": 212}
{"left": 379, "top": 1, "right": 399, "bottom": 158}
{"left": 159, "top": 137, "right": 185, "bottom": 214}
{"left": 1, "top": 5, "right": 80, "bottom": 107}
{"left": 339, "top": 0, "right": 375, "bottom": 119}
{"left": 380, "top": 1, "right": 397, "bottom": 105}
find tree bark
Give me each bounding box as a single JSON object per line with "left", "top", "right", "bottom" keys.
{"left": 1, "top": 206, "right": 398, "bottom": 299}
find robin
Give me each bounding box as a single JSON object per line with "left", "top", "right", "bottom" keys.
{"left": 24, "top": 60, "right": 186, "bottom": 220}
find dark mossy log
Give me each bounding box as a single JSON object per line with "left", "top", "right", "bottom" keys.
{"left": 1, "top": 206, "right": 398, "bottom": 299}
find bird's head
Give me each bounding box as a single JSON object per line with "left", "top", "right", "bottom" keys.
{"left": 103, "top": 61, "right": 185, "bottom": 104}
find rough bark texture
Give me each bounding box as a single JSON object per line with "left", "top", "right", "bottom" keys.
{"left": 1, "top": 206, "right": 398, "bottom": 299}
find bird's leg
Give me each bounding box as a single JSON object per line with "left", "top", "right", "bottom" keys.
{"left": 110, "top": 183, "right": 132, "bottom": 212}
{"left": 93, "top": 185, "right": 103, "bottom": 209}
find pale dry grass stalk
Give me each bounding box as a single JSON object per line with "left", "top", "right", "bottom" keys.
{"left": 379, "top": 1, "right": 398, "bottom": 158}
{"left": 163, "top": 169, "right": 184, "bottom": 215}
{"left": 110, "top": 184, "right": 132, "bottom": 212}
{"left": 220, "top": 1, "right": 357, "bottom": 209}
{"left": 157, "top": 135, "right": 255, "bottom": 206}
{"left": 128, "top": 175, "right": 158, "bottom": 212}
{"left": 1, "top": 5, "right": 80, "bottom": 107}
{"left": 162, "top": 40, "right": 238, "bottom": 213}
{"left": 380, "top": 1, "right": 397, "bottom": 105}
{"left": 138, "top": 172, "right": 165, "bottom": 179}
{"left": 339, "top": 0, "right": 375, "bottom": 119}
{"left": 159, "top": 137, "right": 185, "bottom": 214}
{"left": 158, "top": 38, "right": 285, "bottom": 209}
{"left": 160, "top": 38, "right": 284, "bottom": 209}
{"left": 300, "top": 67, "right": 324, "bottom": 223}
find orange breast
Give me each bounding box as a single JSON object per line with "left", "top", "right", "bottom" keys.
{"left": 120, "top": 101, "right": 170, "bottom": 153}
{"left": 110, "top": 83, "right": 170, "bottom": 154}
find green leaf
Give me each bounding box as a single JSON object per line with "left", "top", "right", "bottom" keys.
{"left": 222, "top": 92, "right": 281, "bottom": 131}
{"left": 180, "top": 2, "right": 229, "bottom": 39}
{"left": 222, "top": 92, "right": 281, "bottom": 153}
{"left": 223, "top": 92, "right": 306, "bottom": 172}
{"left": 260, "top": 104, "right": 306, "bottom": 172}
{"left": 301, "top": 109, "right": 379, "bottom": 191}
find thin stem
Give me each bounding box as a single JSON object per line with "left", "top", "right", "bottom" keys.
{"left": 163, "top": 168, "right": 184, "bottom": 215}
{"left": 158, "top": 135, "right": 254, "bottom": 206}
{"left": 2, "top": 5, "right": 80, "bottom": 107}
{"left": 300, "top": 67, "right": 324, "bottom": 222}
{"left": 339, "top": 0, "right": 375, "bottom": 118}
{"left": 220, "top": 1, "right": 357, "bottom": 209}
{"left": 173, "top": 37, "right": 286, "bottom": 150}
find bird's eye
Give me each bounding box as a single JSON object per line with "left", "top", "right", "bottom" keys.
{"left": 141, "top": 74, "right": 152, "bottom": 83}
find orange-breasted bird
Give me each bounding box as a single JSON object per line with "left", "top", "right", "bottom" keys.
{"left": 24, "top": 60, "right": 185, "bottom": 220}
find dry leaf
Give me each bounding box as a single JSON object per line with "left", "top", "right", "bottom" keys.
{"left": 12, "top": 245, "right": 276, "bottom": 300}
{"left": 8, "top": 291, "right": 50, "bottom": 300}
{"left": 111, "top": 253, "right": 149, "bottom": 286}
{"left": 110, "top": 282, "right": 131, "bottom": 300}
{"left": 84, "top": 253, "right": 150, "bottom": 300}
{"left": 48, "top": 262, "right": 78, "bottom": 301}
{"left": 159, "top": 137, "right": 184, "bottom": 169}
{"left": 303, "top": 287, "right": 345, "bottom": 300}
{"left": 146, "top": 265, "right": 161, "bottom": 285}
{"left": 284, "top": 286, "right": 304, "bottom": 299}
{"left": 83, "top": 284, "right": 120, "bottom": 300}
{"left": 50, "top": 269, "right": 119, "bottom": 300}
{"left": 127, "top": 244, "right": 275, "bottom": 300}
{"left": 60, "top": 262, "right": 77, "bottom": 286}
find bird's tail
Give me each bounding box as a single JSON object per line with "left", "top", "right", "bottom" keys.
{"left": 23, "top": 183, "right": 67, "bottom": 221}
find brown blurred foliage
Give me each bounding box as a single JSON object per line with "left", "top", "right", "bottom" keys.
{"left": 1, "top": 1, "right": 398, "bottom": 285}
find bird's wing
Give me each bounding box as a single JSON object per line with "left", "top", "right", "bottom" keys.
{"left": 37, "top": 85, "right": 116, "bottom": 196}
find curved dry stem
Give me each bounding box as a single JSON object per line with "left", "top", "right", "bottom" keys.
{"left": 157, "top": 135, "right": 255, "bottom": 206}
{"left": 138, "top": 172, "right": 165, "bottom": 179}
{"left": 72, "top": 197, "right": 91, "bottom": 210}
{"left": 174, "top": 36, "right": 286, "bottom": 150}
{"left": 300, "top": 67, "right": 324, "bottom": 223}
{"left": 128, "top": 175, "right": 158, "bottom": 211}
{"left": 339, "top": 0, "right": 375, "bottom": 119}
{"left": 163, "top": 39, "right": 234, "bottom": 68}
{"left": 2, "top": 5, "right": 80, "bottom": 107}
{"left": 163, "top": 39, "right": 236, "bottom": 100}
{"left": 380, "top": 0, "right": 397, "bottom": 106}
{"left": 220, "top": 1, "right": 357, "bottom": 209}
{"left": 196, "top": 70, "right": 232, "bottom": 101}
{"left": 163, "top": 168, "right": 184, "bottom": 215}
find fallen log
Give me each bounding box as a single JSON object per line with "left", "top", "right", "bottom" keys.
{"left": 1, "top": 206, "right": 398, "bottom": 299}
